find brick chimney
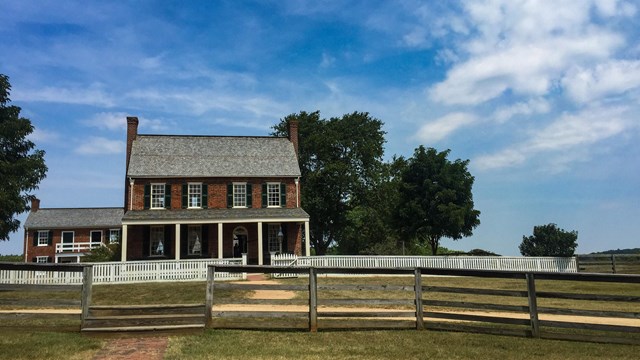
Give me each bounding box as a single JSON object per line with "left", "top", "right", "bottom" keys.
{"left": 126, "top": 116, "right": 139, "bottom": 171}
{"left": 288, "top": 119, "right": 299, "bottom": 157}
{"left": 31, "top": 198, "right": 40, "bottom": 212}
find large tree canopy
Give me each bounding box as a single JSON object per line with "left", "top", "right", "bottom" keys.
{"left": 394, "top": 146, "right": 480, "bottom": 255}
{"left": 0, "top": 74, "right": 47, "bottom": 240}
{"left": 519, "top": 223, "right": 578, "bottom": 257}
{"left": 272, "top": 111, "right": 386, "bottom": 255}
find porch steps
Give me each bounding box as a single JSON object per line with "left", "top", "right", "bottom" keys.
{"left": 82, "top": 304, "right": 206, "bottom": 333}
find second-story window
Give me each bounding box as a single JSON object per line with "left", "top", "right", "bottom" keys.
{"left": 188, "top": 183, "right": 201, "bottom": 208}
{"left": 37, "top": 230, "right": 50, "bottom": 246}
{"left": 267, "top": 183, "right": 280, "bottom": 207}
{"left": 233, "top": 183, "right": 246, "bottom": 207}
{"left": 151, "top": 183, "right": 165, "bottom": 209}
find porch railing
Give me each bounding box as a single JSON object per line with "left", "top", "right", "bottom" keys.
{"left": 0, "top": 257, "right": 246, "bottom": 285}
{"left": 56, "top": 241, "right": 104, "bottom": 253}
{"left": 271, "top": 255, "right": 577, "bottom": 275}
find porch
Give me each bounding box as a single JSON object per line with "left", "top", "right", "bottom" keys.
{"left": 120, "top": 208, "right": 310, "bottom": 265}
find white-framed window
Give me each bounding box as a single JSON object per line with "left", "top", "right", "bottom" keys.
{"left": 267, "top": 183, "right": 281, "bottom": 207}
{"left": 188, "top": 183, "right": 202, "bottom": 208}
{"left": 109, "top": 229, "right": 120, "bottom": 244}
{"left": 90, "top": 230, "right": 102, "bottom": 244}
{"left": 267, "top": 224, "right": 282, "bottom": 253}
{"left": 36, "top": 256, "right": 48, "bottom": 263}
{"left": 151, "top": 183, "right": 165, "bottom": 209}
{"left": 150, "top": 226, "right": 164, "bottom": 256}
{"left": 37, "top": 230, "right": 49, "bottom": 246}
{"left": 188, "top": 225, "right": 202, "bottom": 256}
{"left": 233, "top": 183, "right": 247, "bottom": 208}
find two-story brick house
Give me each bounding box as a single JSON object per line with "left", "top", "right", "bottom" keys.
{"left": 24, "top": 116, "right": 310, "bottom": 264}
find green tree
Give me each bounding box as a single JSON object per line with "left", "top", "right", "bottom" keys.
{"left": 394, "top": 146, "right": 480, "bottom": 255}
{"left": 519, "top": 223, "right": 578, "bottom": 257}
{"left": 272, "top": 111, "right": 386, "bottom": 255}
{"left": 0, "top": 74, "right": 47, "bottom": 241}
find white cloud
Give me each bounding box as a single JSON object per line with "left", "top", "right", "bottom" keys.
{"left": 12, "top": 83, "right": 115, "bottom": 107}
{"left": 475, "top": 106, "right": 633, "bottom": 171}
{"left": 320, "top": 52, "right": 336, "bottom": 68}
{"left": 562, "top": 60, "right": 640, "bottom": 103}
{"left": 75, "top": 137, "right": 124, "bottom": 155}
{"left": 414, "top": 112, "right": 477, "bottom": 143}
{"left": 83, "top": 112, "right": 170, "bottom": 132}
{"left": 493, "top": 98, "right": 550, "bottom": 123}
{"left": 28, "top": 127, "right": 60, "bottom": 144}
{"left": 429, "top": 1, "right": 627, "bottom": 106}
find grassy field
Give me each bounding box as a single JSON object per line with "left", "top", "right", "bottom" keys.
{"left": 0, "top": 276, "right": 638, "bottom": 359}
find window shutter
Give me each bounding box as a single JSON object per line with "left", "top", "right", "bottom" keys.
{"left": 262, "top": 183, "right": 267, "bottom": 208}
{"left": 202, "top": 184, "right": 208, "bottom": 209}
{"left": 32, "top": 232, "right": 37, "bottom": 246}
{"left": 47, "top": 256, "right": 52, "bottom": 263}
{"left": 227, "top": 184, "right": 233, "bottom": 208}
{"left": 281, "top": 224, "right": 288, "bottom": 253}
{"left": 280, "top": 183, "right": 287, "bottom": 207}
{"left": 165, "top": 184, "right": 172, "bottom": 209}
{"left": 246, "top": 184, "right": 253, "bottom": 208}
{"left": 48, "top": 230, "right": 53, "bottom": 246}
{"left": 144, "top": 184, "right": 151, "bottom": 209}
{"left": 182, "top": 184, "right": 188, "bottom": 209}
{"left": 32, "top": 257, "right": 37, "bottom": 263}
{"left": 143, "top": 226, "right": 150, "bottom": 257}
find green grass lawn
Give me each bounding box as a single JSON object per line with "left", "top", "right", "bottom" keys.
{"left": 165, "top": 329, "right": 640, "bottom": 360}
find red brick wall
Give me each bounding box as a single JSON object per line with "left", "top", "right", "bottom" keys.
{"left": 129, "top": 177, "right": 301, "bottom": 210}
{"left": 25, "top": 227, "right": 117, "bottom": 262}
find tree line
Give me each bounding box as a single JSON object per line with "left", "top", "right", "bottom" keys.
{"left": 272, "top": 111, "right": 481, "bottom": 255}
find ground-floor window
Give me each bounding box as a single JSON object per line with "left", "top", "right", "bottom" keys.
{"left": 36, "top": 256, "right": 48, "bottom": 263}
{"left": 150, "top": 226, "right": 165, "bottom": 256}
{"left": 267, "top": 224, "right": 283, "bottom": 253}
{"left": 188, "top": 225, "right": 202, "bottom": 256}
{"left": 109, "top": 229, "right": 120, "bottom": 244}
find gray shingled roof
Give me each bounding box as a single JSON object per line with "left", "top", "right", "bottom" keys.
{"left": 24, "top": 208, "right": 124, "bottom": 229}
{"left": 122, "top": 208, "right": 309, "bottom": 223}
{"left": 127, "top": 135, "right": 301, "bottom": 178}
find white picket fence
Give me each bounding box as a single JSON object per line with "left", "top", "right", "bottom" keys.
{"left": 0, "top": 257, "right": 246, "bottom": 285}
{"left": 271, "top": 254, "right": 578, "bottom": 277}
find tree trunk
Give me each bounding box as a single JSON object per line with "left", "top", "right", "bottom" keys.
{"left": 429, "top": 237, "right": 440, "bottom": 256}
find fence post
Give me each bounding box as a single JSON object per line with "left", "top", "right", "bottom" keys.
{"left": 414, "top": 268, "right": 424, "bottom": 330}
{"left": 611, "top": 255, "right": 617, "bottom": 274}
{"left": 205, "top": 265, "right": 215, "bottom": 327}
{"left": 525, "top": 273, "right": 540, "bottom": 338}
{"left": 575, "top": 256, "right": 581, "bottom": 272}
{"left": 81, "top": 265, "right": 93, "bottom": 329}
{"left": 309, "top": 267, "right": 318, "bottom": 332}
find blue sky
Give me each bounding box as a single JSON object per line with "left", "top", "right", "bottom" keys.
{"left": 1, "top": 0, "right": 639, "bottom": 256}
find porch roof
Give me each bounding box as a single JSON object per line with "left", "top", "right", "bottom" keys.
{"left": 122, "top": 207, "right": 310, "bottom": 225}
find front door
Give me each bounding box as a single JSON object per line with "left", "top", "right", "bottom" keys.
{"left": 61, "top": 231, "right": 74, "bottom": 252}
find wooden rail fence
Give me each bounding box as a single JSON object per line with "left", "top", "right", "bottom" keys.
{"left": 209, "top": 265, "right": 640, "bottom": 345}
{"left": 577, "top": 254, "right": 640, "bottom": 274}
{"left": 0, "top": 263, "right": 91, "bottom": 331}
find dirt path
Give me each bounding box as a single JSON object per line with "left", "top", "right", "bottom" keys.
{"left": 216, "top": 279, "right": 640, "bottom": 327}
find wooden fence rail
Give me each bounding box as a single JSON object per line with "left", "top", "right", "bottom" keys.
{"left": 209, "top": 265, "right": 640, "bottom": 345}
{"left": 577, "top": 254, "right": 640, "bottom": 274}
{"left": 0, "top": 263, "right": 92, "bottom": 331}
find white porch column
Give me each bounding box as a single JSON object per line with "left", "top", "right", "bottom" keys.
{"left": 304, "top": 221, "right": 310, "bottom": 256}
{"left": 258, "top": 221, "right": 263, "bottom": 265}
{"left": 217, "top": 223, "right": 223, "bottom": 259}
{"left": 175, "top": 224, "right": 181, "bottom": 260}
{"left": 121, "top": 224, "right": 128, "bottom": 262}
